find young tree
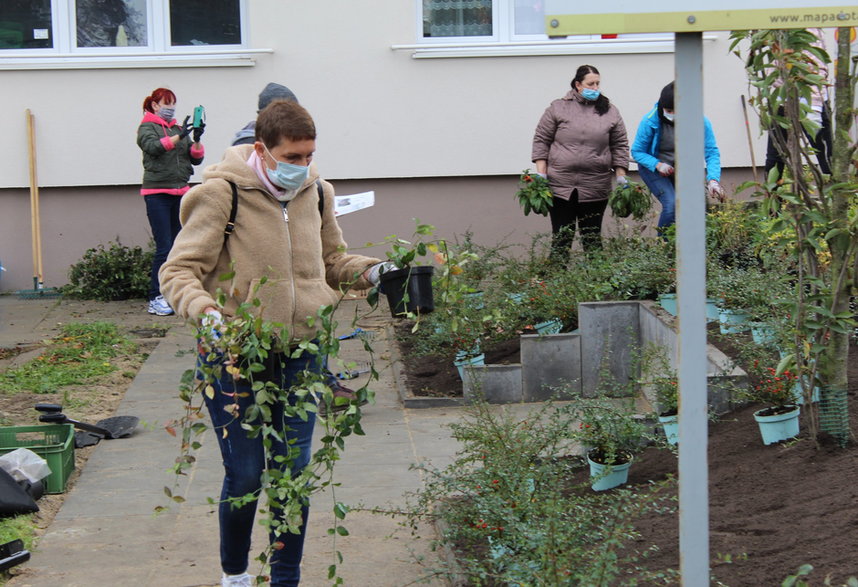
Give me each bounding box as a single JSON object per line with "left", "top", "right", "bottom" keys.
{"left": 730, "top": 28, "right": 857, "bottom": 445}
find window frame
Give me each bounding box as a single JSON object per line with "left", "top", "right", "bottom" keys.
{"left": 0, "top": 0, "right": 257, "bottom": 69}
{"left": 412, "top": 0, "right": 679, "bottom": 58}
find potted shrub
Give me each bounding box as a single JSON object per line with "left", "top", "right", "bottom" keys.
{"left": 744, "top": 361, "right": 801, "bottom": 445}
{"left": 574, "top": 402, "right": 648, "bottom": 491}
{"left": 371, "top": 219, "right": 437, "bottom": 317}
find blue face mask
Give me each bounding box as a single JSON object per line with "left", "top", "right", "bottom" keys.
{"left": 581, "top": 88, "right": 601, "bottom": 101}
{"left": 263, "top": 145, "right": 309, "bottom": 191}
{"left": 158, "top": 107, "right": 175, "bottom": 121}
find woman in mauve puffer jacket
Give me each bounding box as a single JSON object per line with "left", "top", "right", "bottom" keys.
{"left": 532, "top": 64, "right": 629, "bottom": 262}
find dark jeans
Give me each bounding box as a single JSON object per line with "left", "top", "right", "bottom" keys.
{"left": 764, "top": 103, "right": 832, "bottom": 178}
{"left": 547, "top": 189, "right": 607, "bottom": 263}
{"left": 200, "top": 347, "right": 320, "bottom": 587}
{"left": 144, "top": 193, "right": 182, "bottom": 300}
{"left": 638, "top": 166, "right": 676, "bottom": 230}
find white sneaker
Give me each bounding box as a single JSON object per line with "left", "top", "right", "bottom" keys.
{"left": 147, "top": 295, "right": 174, "bottom": 316}
{"left": 222, "top": 572, "right": 253, "bottom": 587}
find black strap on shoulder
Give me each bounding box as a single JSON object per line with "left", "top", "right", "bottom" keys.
{"left": 316, "top": 179, "right": 325, "bottom": 217}
{"left": 224, "top": 180, "right": 238, "bottom": 244}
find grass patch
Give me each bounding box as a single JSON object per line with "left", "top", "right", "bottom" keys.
{"left": 0, "top": 322, "right": 136, "bottom": 394}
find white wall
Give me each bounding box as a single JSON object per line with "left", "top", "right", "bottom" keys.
{"left": 0, "top": 0, "right": 768, "bottom": 189}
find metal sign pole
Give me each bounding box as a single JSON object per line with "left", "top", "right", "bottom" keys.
{"left": 674, "top": 31, "right": 710, "bottom": 586}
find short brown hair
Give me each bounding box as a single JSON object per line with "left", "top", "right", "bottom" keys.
{"left": 255, "top": 100, "right": 316, "bottom": 147}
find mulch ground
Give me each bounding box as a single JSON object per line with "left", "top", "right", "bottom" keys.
{"left": 394, "top": 321, "right": 858, "bottom": 584}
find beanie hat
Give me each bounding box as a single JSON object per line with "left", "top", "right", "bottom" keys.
{"left": 659, "top": 82, "right": 675, "bottom": 110}
{"left": 258, "top": 83, "right": 298, "bottom": 112}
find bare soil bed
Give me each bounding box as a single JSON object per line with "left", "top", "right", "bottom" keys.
{"left": 394, "top": 321, "right": 858, "bottom": 584}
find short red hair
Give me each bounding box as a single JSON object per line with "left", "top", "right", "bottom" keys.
{"left": 142, "top": 88, "right": 177, "bottom": 113}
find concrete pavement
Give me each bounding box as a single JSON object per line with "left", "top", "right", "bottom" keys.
{"left": 0, "top": 295, "right": 474, "bottom": 586}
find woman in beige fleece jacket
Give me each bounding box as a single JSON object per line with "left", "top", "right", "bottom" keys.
{"left": 159, "top": 100, "right": 387, "bottom": 587}
{"left": 532, "top": 64, "right": 629, "bottom": 262}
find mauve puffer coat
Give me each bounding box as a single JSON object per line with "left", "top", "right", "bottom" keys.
{"left": 531, "top": 89, "right": 629, "bottom": 202}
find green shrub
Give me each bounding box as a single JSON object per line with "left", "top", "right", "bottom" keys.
{"left": 64, "top": 239, "right": 153, "bottom": 301}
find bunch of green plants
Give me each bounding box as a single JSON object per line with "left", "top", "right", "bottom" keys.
{"left": 707, "top": 262, "right": 791, "bottom": 320}
{"left": 636, "top": 344, "right": 678, "bottom": 417}
{"left": 406, "top": 399, "right": 675, "bottom": 586}
{"left": 514, "top": 169, "right": 553, "bottom": 216}
{"left": 63, "top": 239, "right": 153, "bottom": 301}
{"left": 163, "top": 277, "right": 375, "bottom": 583}
{"left": 608, "top": 179, "right": 653, "bottom": 220}
{"left": 0, "top": 322, "right": 133, "bottom": 394}
{"left": 706, "top": 200, "right": 762, "bottom": 269}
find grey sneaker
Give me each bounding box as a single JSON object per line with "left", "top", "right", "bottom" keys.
{"left": 147, "top": 295, "right": 174, "bottom": 316}
{"left": 222, "top": 572, "right": 253, "bottom": 587}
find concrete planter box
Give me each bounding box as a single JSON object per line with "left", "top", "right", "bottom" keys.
{"left": 397, "top": 300, "right": 747, "bottom": 411}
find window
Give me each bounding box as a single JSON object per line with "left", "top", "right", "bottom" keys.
{"left": 0, "top": 0, "right": 247, "bottom": 64}
{"left": 414, "top": 0, "right": 674, "bottom": 57}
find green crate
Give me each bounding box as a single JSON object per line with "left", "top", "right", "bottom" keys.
{"left": 0, "top": 424, "right": 75, "bottom": 494}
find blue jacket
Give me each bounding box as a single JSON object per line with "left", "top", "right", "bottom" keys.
{"left": 631, "top": 104, "right": 721, "bottom": 182}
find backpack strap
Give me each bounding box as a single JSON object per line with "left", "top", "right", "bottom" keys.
{"left": 316, "top": 179, "right": 325, "bottom": 217}
{"left": 223, "top": 180, "right": 238, "bottom": 244}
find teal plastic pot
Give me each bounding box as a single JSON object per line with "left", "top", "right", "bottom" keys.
{"left": 718, "top": 307, "right": 751, "bottom": 334}
{"left": 453, "top": 352, "right": 485, "bottom": 380}
{"left": 705, "top": 298, "right": 721, "bottom": 322}
{"left": 658, "top": 413, "right": 679, "bottom": 445}
{"left": 750, "top": 323, "right": 777, "bottom": 346}
{"left": 792, "top": 379, "right": 820, "bottom": 405}
{"left": 506, "top": 292, "right": 525, "bottom": 304}
{"left": 534, "top": 319, "right": 562, "bottom": 335}
{"left": 753, "top": 405, "right": 800, "bottom": 445}
{"left": 587, "top": 451, "right": 633, "bottom": 491}
{"left": 657, "top": 293, "right": 678, "bottom": 316}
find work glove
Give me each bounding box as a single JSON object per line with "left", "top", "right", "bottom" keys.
{"left": 192, "top": 122, "right": 206, "bottom": 144}
{"left": 616, "top": 175, "right": 629, "bottom": 187}
{"left": 707, "top": 179, "right": 725, "bottom": 202}
{"left": 200, "top": 309, "right": 224, "bottom": 340}
{"left": 536, "top": 172, "right": 547, "bottom": 179}
{"left": 655, "top": 162, "right": 674, "bottom": 177}
{"left": 364, "top": 262, "right": 398, "bottom": 287}
{"left": 178, "top": 115, "right": 192, "bottom": 139}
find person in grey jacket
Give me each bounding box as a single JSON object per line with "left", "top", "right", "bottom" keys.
{"left": 532, "top": 64, "right": 629, "bottom": 261}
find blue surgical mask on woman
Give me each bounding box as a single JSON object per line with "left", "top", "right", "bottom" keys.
{"left": 581, "top": 88, "right": 600, "bottom": 101}
{"left": 263, "top": 145, "right": 309, "bottom": 191}
{"left": 158, "top": 107, "right": 175, "bottom": 121}
{"left": 663, "top": 112, "right": 675, "bottom": 122}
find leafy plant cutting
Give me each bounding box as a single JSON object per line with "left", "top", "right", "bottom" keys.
{"left": 514, "top": 169, "right": 553, "bottom": 216}
{"left": 608, "top": 179, "right": 652, "bottom": 220}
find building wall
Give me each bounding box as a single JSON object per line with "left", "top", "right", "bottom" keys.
{"left": 0, "top": 1, "right": 775, "bottom": 291}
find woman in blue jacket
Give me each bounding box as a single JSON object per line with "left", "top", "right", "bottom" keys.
{"left": 631, "top": 82, "right": 724, "bottom": 231}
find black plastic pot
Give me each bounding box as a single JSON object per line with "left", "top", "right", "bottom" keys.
{"left": 379, "top": 265, "right": 435, "bottom": 317}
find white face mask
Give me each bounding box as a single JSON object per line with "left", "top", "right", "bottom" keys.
{"left": 663, "top": 112, "right": 675, "bottom": 122}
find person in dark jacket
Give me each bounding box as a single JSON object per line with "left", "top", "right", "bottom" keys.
{"left": 136, "top": 87, "right": 205, "bottom": 315}
{"left": 231, "top": 82, "right": 298, "bottom": 146}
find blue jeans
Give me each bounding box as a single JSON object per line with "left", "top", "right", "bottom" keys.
{"left": 638, "top": 166, "right": 676, "bottom": 230}
{"left": 144, "top": 193, "right": 182, "bottom": 300}
{"left": 200, "top": 348, "right": 320, "bottom": 587}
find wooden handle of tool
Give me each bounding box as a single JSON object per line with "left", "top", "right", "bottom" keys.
{"left": 26, "top": 109, "right": 43, "bottom": 285}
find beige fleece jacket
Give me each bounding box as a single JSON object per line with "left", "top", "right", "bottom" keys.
{"left": 159, "top": 144, "right": 380, "bottom": 341}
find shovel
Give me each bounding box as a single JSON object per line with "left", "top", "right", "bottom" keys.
{"left": 34, "top": 404, "right": 139, "bottom": 440}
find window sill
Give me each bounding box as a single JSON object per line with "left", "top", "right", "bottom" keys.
{"left": 0, "top": 48, "right": 271, "bottom": 70}
{"left": 392, "top": 35, "right": 718, "bottom": 59}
